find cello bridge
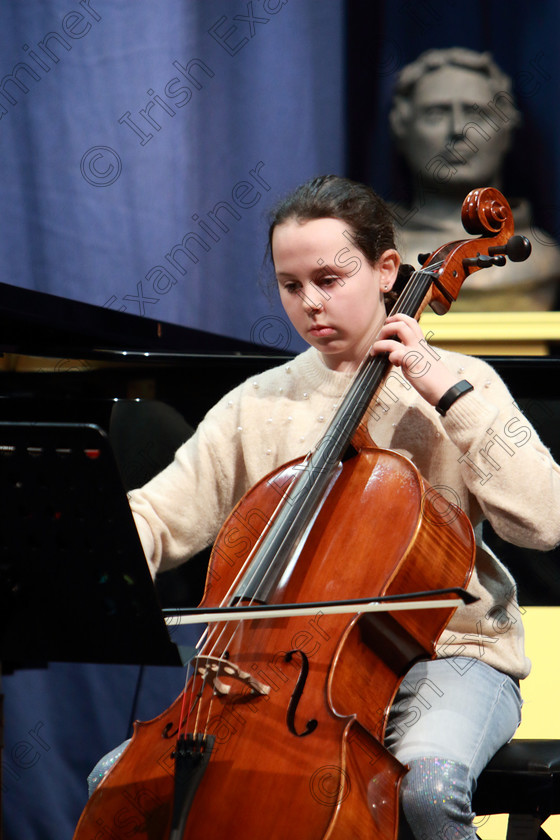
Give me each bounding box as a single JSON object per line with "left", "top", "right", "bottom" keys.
{"left": 195, "top": 655, "right": 271, "bottom": 697}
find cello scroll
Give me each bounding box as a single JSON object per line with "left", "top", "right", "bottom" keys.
{"left": 417, "top": 187, "right": 531, "bottom": 315}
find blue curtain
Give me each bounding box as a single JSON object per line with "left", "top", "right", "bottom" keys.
{"left": 0, "top": 0, "right": 346, "bottom": 354}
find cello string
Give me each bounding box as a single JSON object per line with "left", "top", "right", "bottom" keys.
{"left": 178, "top": 626, "right": 211, "bottom": 737}
{"left": 177, "top": 482, "right": 294, "bottom": 682}
{"left": 192, "top": 264, "right": 437, "bottom": 657}
{"left": 177, "top": 660, "right": 196, "bottom": 738}
{"left": 179, "top": 261, "right": 442, "bottom": 740}
{"left": 194, "top": 263, "right": 439, "bottom": 639}
{"left": 221, "top": 265, "right": 439, "bottom": 609}
{"left": 204, "top": 263, "right": 439, "bottom": 628}
{"left": 192, "top": 667, "right": 215, "bottom": 738}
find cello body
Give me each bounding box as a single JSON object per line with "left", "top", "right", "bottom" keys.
{"left": 74, "top": 446, "right": 474, "bottom": 839}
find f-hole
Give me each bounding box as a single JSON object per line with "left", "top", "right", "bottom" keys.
{"left": 285, "top": 649, "right": 318, "bottom": 737}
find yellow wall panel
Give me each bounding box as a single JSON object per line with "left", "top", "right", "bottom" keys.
{"left": 478, "top": 607, "right": 560, "bottom": 840}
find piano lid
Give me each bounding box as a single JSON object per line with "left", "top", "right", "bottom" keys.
{"left": 0, "top": 281, "right": 284, "bottom": 360}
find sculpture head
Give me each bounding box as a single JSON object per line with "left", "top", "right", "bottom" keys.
{"left": 389, "top": 48, "right": 521, "bottom": 196}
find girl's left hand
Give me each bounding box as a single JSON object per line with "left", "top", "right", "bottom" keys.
{"left": 372, "top": 314, "right": 460, "bottom": 406}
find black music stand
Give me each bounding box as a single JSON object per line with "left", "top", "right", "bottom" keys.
{"left": 0, "top": 421, "right": 184, "bottom": 838}
{"left": 0, "top": 421, "right": 182, "bottom": 668}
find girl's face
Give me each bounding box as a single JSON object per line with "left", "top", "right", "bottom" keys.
{"left": 272, "top": 217, "right": 399, "bottom": 372}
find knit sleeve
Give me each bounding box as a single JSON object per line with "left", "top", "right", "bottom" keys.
{"left": 440, "top": 357, "right": 560, "bottom": 551}
{"left": 128, "top": 388, "right": 250, "bottom": 575}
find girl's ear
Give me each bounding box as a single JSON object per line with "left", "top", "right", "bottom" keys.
{"left": 377, "top": 249, "right": 401, "bottom": 292}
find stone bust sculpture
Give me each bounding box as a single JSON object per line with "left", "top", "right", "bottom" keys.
{"left": 389, "top": 47, "right": 559, "bottom": 311}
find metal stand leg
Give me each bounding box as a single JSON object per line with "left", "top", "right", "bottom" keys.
{"left": 506, "top": 814, "right": 549, "bottom": 840}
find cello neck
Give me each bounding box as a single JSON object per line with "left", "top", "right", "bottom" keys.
{"left": 309, "top": 265, "right": 437, "bottom": 467}
{"left": 233, "top": 267, "right": 436, "bottom": 604}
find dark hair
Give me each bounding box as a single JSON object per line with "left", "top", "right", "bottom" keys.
{"left": 267, "top": 174, "right": 395, "bottom": 266}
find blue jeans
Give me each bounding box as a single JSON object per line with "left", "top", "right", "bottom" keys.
{"left": 384, "top": 657, "right": 523, "bottom": 839}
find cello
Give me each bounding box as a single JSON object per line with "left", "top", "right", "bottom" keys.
{"left": 73, "top": 187, "right": 531, "bottom": 840}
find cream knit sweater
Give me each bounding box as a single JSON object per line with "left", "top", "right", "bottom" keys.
{"left": 129, "top": 347, "right": 560, "bottom": 679}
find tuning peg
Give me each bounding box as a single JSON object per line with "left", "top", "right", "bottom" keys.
{"left": 462, "top": 254, "right": 507, "bottom": 270}
{"left": 488, "top": 235, "right": 532, "bottom": 263}
{"left": 417, "top": 252, "right": 431, "bottom": 265}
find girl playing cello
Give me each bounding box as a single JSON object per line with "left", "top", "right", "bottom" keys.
{"left": 93, "top": 176, "right": 560, "bottom": 839}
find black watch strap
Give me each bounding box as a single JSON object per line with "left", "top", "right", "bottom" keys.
{"left": 435, "top": 379, "right": 474, "bottom": 416}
